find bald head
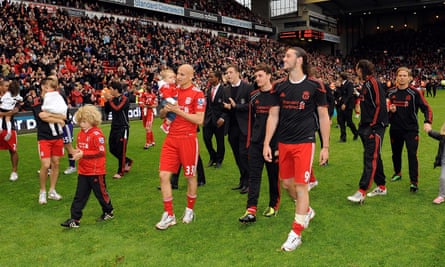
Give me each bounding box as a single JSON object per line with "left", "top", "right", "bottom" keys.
{"left": 177, "top": 64, "right": 194, "bottom": 88}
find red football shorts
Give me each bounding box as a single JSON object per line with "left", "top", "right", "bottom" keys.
{"left": 278, "top": 142, "right": 314, "bottom": 184}
{"left": 0, "top": 130, "right": 17, "bottom": 152}
{"left": 159, "top": 134, "right": 199, "bottom": 177}
{"left": 38, "top": 139, "right": 65, "bottom": 159}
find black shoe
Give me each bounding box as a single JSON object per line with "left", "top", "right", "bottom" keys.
{"left": 198, "top": 182, "right": 206, "bottom": 187}
{"left": 61, "top": 218, "right": 80, "bottom": 228}
{"left": 96, "top": 211, "right": 114, "bottom": 222}
{"left": 232, "top": 185, "right": 242, "bottom": 190}
{"left": 215, "top": 162, "right": 222, "bottom": 168}
{"left": 353, "top": 133, "right": 359, "bottom": 140}
{"left": 339, "top": 138, "right": 346, "bottom": 143}
{"left": 240, "top": 186, "right": 249, "bottom": 194}
{"left": 239, "top": 212, "right": 256, "bottom": 224}
{"left": 410, "top": 184, "right": 418, "bottom": 193}
{"left": 207, "top": 160, "right": 215, "bottom": 167}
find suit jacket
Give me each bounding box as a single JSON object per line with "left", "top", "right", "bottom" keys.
{"left": 204, "top": 83, "right": 230, "bottom": 127}
{"left": 340, "top": 80, "right": 356, "bottom": 109}
{"left": 228, "top": 81, "right": 253, "bottom": 136}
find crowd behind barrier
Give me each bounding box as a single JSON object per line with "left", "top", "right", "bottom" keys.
{"left": 0, "top": 0, "right": 444, "bottom": 120}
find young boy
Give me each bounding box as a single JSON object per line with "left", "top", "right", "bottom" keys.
{"left": 0, "top": 80, "right": 23, "bottom": 141}
{"left": 41, "top": 78, "right": 67, "bottom": 136}
{"left": 61, "top": 105, "right": 114, "bottom": 228}
{"left": 158, "top": 69, "right": 178, "bottom": 134}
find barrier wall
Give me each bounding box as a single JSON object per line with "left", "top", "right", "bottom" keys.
{"left": 14, "top": 103, "right": 142, "bottom": 134}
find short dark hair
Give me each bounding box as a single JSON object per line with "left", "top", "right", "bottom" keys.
{"left": 109, "top": 81, "right": 123, "bottom": 93}
{"left": 254, "top": 63, "right": 272, "bottom": 75}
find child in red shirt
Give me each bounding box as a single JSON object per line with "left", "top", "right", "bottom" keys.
{"left": 158, "top": 69, "right": 178, "bottom": 133}
{"left": 61, "top": 105, "right": 114, "bottom": 228}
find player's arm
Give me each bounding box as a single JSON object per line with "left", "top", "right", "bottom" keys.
{"left": 39, "top": 111, "right": 67, "bottom": 124}
{"left": 263, "top": 106, "right": 280, "bottom": 162}
{"left": 317, "top": 105, "right": 330, "bottom": 165}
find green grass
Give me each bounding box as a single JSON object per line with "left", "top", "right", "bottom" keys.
{"left": 0, "top": 92, "right": 444, "bottom": 266}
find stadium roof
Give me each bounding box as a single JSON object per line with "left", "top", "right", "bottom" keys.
{"left": 310, "top": 0, "right": 445, "bottom": 17}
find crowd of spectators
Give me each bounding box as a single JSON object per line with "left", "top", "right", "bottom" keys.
{"left": 0, "top": 1, "right": 444, "bottom": 112}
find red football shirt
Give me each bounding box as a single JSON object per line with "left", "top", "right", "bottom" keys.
{"left": 76, "top": 126, "right": 106, "bottom": 175}
{"left": 168, "top": 85, "right": 206, "bottom": 136}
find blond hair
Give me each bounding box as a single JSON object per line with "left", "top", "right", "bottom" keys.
{"left": 160, "top": 68, "right": 175, "bottom": 80}
{"left": 74, "top": 105, "right": 102, "bottom": 127}
{"left": 41, "top": 75, "right": 58, "bottom": 90}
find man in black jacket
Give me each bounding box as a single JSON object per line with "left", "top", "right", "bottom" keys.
{"left": 224, "top": 64, "right": 253, "bottom": 194}
{"left": 104, "top": 81, "right": 133, "bottom": 179}
{"left": 203, "top": 70, "right": 229, "bottom": 168}
{"left": 337, "top": 72, "right": 358, "bottom": 142}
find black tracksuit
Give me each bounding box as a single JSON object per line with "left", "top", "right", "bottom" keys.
{"left": 104, "top": 94, "right": 132, "bottom": 175}
{"left": 338, "top": 80, "right": 358, "bottom": 141}
{"left": 387, "top": 86, "right": 433, "bottom": 185}
{"left": 357, "top": 77, "right": 389, "bottom": 190}
{"left": 245, "top": 89, "right": 280, "bottom": 210}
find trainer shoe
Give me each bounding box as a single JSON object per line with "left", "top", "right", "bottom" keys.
{"left": 308, "top": 180, "right": 319, "bottom": 191}
{"left": 9, "top": 172, "right": 18, "bottom": 181}
{"left": 410, "top": 184, "right": 418, "bottom": 193}
{"left": 155, "top": 212, "right": 176, "bottom": 230}
{"left": 96, "top": 211, "right": 114, "bottom": 222}
{"left": 61, "top": 218, "right": 80, "bottom": 228}
{"left": 433, "top": 196, "right": 445, "bottom": 204}
{"left": 63, "top": 167, "right": 77, "bottom": 175}
{"left": 390, "top": 174, "right": 402, "bottom": 182}
{"left": 281, "top": 230, "right": 302, "bottom": 252}
{"left": 304, "top": 207, "right": 316, "bottom": 228}
{"left": 124, "top": 159, "right": 134, "bottom": 172}
{"left": 263, "top": 207, "right": 278, "bottom": 217}
{"left": 367, "top": 187, "right": 387, "bottom": 197}
{"left": 347, "top": 191, "right": 365, "bottom": 203}
{"left": 39, "top": 191, "right": 47, "bottom": 205}
{"left": 182, "top": 207, "right": 195, "bottom": 224}
{"left": 239, "top": 211, "right": 256, "bottom": 223}
{"left": 48, "top": 190, "right": 62, "bottom": 200}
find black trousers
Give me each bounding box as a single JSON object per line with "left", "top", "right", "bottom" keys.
{"left": 358, "top": 126, "right": 386, "bottom": 190}
{"left": 390, "top": 128, "right": 419, "bottom": 184}
{"left": 338, "top": 108, "right": 358, "bottom": 140}
{"left": 203, "top": 123, "right": 225, "bottom": 164}
{"left": 171, "top": 155, "right": 206, "bottom": 186}
{"left": 228, "top": 126, "right": 249, "bottom": 187}
{"left": 246, "top": 142, "right": 280, "bottom": 210}
{"left": 71, "top": 174, "right": 113, "bottom": 220}
{"left": 109, "top": 127, "right": 131, "bottom": 174}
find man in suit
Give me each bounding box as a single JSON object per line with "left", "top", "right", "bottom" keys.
{"left": 337, "top": 72, "right": 358, "bottom": 142}
{"left": 203, "top": 70, "right": 229, "bottom": 168}
{"left": 224, "top": 64, "right": 253, "bottom": 194}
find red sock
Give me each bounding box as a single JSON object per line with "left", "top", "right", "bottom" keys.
{"left": 379, "top": 185, "right": 386, "bottom": 190}
{"left": 163, "top": 197, "right": 174, "bottom": 216}
{"left": 149, "top": 132, "right": 154, "bottom": 144}
{"left": 247, "top": 206, "right": 257, "bottom": 215}
{"left": 146, "top": 132, "right": 150, "bottom": 145}
{"left": 187, "top": 194, "right": 197, "bottom": 209}
{"left": 292, "top": 221, "right": 304, "bottom": 236}
{"left": 358, "top": 189, "right": 366, "bottom": 196}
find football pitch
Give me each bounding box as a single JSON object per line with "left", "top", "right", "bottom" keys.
{"left": 0, "top": 92, "right": 444, "bottom": 266}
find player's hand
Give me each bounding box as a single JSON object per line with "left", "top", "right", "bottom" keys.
{"left": 319, "top": 148, "right": 329, "bottom": 166}
{"left": 263, "top": 145, "right": 273, "bottom": 162}
{"left": 216, "top": 118, "right": 224, "bottom": 128}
